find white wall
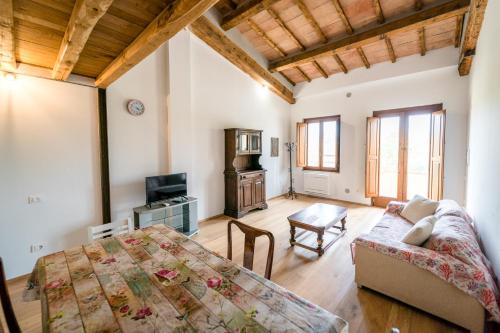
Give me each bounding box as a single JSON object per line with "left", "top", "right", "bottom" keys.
{"left": 466, "top": 0, "right": 500, "bottom": 278}
{"left": 168, "top": 30, "right": 291, "bottom": 220}
{"left": 291, "top": 65, "right": 470, "bottom": 205}
{"left": 168, "top": 30, "right": 195, "bottom": 192}
{"left": 106, "top": 29, "right": 291, "bottom": 223}
{"left": 106, "top": 45, "right": 169, "bottom": 221}
{"left": 0, "top": 76, "right": 100, "bottom": 278}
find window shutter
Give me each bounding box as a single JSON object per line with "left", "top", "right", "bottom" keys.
{"left": 365, "top": 117, "right": 380, "bottom": 198}
{"left": 296, "top": 122, "right": 307, "bottom": 167}
{"left": 429, "top": 110, "right": 446, "bottom": 201}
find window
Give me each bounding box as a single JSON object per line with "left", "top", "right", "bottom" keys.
{"left": 296, "top": 115, "right": 341, "bottom": 172}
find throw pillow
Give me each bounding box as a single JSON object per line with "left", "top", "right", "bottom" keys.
{"left": 401, "top": 195, "right": 439, "bottom": 224}
{"left": 401, "top": 215, "right": 437, "bottom": 246}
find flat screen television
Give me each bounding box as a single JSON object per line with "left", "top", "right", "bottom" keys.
{"left": 146, "top": 173, "right": 187, "bottom": 204}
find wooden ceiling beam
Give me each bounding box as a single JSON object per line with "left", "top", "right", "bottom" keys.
{"left": 52, "top": 0, "right": 114, "bottom": 80}
{"left": 247, "top": 16, "right": 314, "bottom": 85}
{"left": 312, "top": 61, "right": 328, "bottom": 78}
{"left": 269, "top": 0, "right": 470, "bottom": 72}
{"left": 96, "top": 0, "right": 218, "bottom": 88}
{"left": 458, "top": 0, "right": 487, "bottom": 76}
{"left": 247, "top": 16, "right": 318, "bottom": 83}
{"left": 330, "top": 0, "right": 353, "bottom": 34}
{"left": 218, "top": 0, "right": 237, "bottom": 13}
{"left": 333, "top": 54, "right": 348, "bottom": 73}
{"left": 295, "top": 0, "right": 328, "bottom": 43}
{"left": 220, "top": 0, "right": 281, "bottom": 31}
{"left": 0, "top": 63, "right": 95, "bottom": 86}
{"left": 454, "top": 14, "right": 464, "bottom": 47}
{"left": 419, "top": 28, "right": 426, "bottom": 56}
{"left": 267, "top": 8, "right": 305, "bottom": 50}
{"left": 296, "top": 66, "right": 311, "bottom": 82}
{"left": 357, "top": 47, "right": 370, "bottom": 68}
{"left": 0, "top": 0, "right": 16, "bottom": 72}
{"left": 373, "top": 0, "right": 385, "bottom": 24}
{"left": 385, "top": 35, "right": 396, "bottom": 62}
{"left": 189, "top": 16, "right": 295, "bottom": 103}
{"left": 247, "top": 18, "right": 286, "bottom": 57}
{"left": 280, "top": 71, "right": 296, "bottom": 86}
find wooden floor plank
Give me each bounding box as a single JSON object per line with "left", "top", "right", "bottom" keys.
{"left": 7, "top": 195, "right": 467, "bottom": 333}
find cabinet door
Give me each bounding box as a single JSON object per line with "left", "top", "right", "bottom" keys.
{"left": 237, "top": 132, "right": 250, "bottom": 155}
{"left": 240, "top": 179, "right": 254, "bottom": 209}
{"left": 253, "top": 177, "right": 265, "bottom": 205}
{"left": 249, "top": 132, "right": 261, "bottom": 154}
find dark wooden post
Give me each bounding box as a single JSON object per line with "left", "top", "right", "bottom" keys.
{"left": 98, "top": 88, "right": 111, "bottom": 224}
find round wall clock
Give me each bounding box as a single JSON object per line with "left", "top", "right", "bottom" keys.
{"left": 127, "top": 99, "right": 145, "bottom": 116}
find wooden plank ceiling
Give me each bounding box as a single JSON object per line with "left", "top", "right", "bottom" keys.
{"left": 0, "top": 0, "right": 487, "bottom": 103}
{"left": 214, "top": 0, "right": 475, "bottom": 85}
{"left": 6, "top": 0, "right": 218, "bottom": 86}
{"left": 11, "top": 0, "right": 169, "bottom": 78}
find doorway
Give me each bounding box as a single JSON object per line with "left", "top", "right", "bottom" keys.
{"left": 366, "top": 104, "right": 445, "bottom": 208}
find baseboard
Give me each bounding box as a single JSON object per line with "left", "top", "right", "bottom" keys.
{"left": 198, "top": 193, "right": 289, "bottom": 225}
{"left": 297, "top": 192, "right": 373, "bottom": 207}
{"left": 198, "top": 214, "right": 226, "bottom": 224}
{"left": 267, "top": 193, "right": 287, "bottom": 200}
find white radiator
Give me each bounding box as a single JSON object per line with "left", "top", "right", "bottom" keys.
{"left": 303, "top": 172, "right": 331, "bottom": 196}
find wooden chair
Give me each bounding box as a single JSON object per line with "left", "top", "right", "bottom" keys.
{"left": 0, "top": 258, "right": 21, "bottom": 333}
{"left": 227, "top": 220, "right": 275, "bottom": 279}
{"left": 87, "top": 218, "right": 133, "bottom": 242}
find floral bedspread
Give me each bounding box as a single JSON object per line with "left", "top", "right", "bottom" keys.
{"left": 26, "top": 224, "right": 347, "bottom": 333}
{"left": 355, "top": 201, "right": 500, "bottom": 323}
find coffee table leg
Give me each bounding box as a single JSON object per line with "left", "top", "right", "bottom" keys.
{"left": 341, "top": 217, "right": 346, "bottom": 231}
{"left": 290, "top": 226, "right": 296, "bottom": 246}
{"left": 317, "top": 232, "right": 324, "bottom": 256}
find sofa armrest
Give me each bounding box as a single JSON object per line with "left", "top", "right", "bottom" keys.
{"left": 354, "top": 233, "right": 436, "bottom": 263}
{"left": 385, "top": 201, "right": 406, "bottom": 215}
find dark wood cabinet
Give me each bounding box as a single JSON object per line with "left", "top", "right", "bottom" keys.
{"left": 241, "top": 178, "right": 254, "bottom": 209}
{"left": 236, "top": 130, "right": 262, "bottom": 155}
{"left": 254, "top": 177, "right": 265, "bottom": 205}
{"left": 224, "top": 128, "right": 267, "bottom": 218}
{"left": 249, "top": 132, "right": 262, "bottom": 154}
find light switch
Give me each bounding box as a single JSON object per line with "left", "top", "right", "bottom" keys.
{"left": 27, "top": 195, "right": 41, "bottom": 204}
{"left": 30, "top": 244, "right": 44, "bottom": 253}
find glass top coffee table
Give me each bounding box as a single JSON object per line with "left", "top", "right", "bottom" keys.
{"left": 287, "top": 203, "right": 347, "bottom": 256}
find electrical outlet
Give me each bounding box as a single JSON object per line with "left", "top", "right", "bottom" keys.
{"left": 30, "top": 244, "right": 44, "bottom": 253}
{"left": 345, "top": 188, "right": 350, "bottom": 194}
{"left": 27, "top": 195, "right": 41, "bottom": 204}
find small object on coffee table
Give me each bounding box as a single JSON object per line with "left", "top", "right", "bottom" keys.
{"left": 287, "top": 203, "right": 347, "bottom": 256}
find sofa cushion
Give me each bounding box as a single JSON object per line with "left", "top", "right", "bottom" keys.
{"left": 402, "top": 215, "right": 437, "bottom": 245}
{"left": 370, "top": 212, "right": 413, "bottom": 241}
{"left": 401, "top": 195, "right": 439, "bottom": 224}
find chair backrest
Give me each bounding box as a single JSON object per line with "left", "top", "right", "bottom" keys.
{"left": 88, "top": 218, "right": 133, "bottom": 242}
{"left": 0, "top": 258, "right": 21, "bottom": 333}
{"left": 227, "top": 220, "right": 275, "bottom": 279}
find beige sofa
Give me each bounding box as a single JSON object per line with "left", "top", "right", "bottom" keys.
{"left": 354, "top": 200, "right": 492, "bottom": 333}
